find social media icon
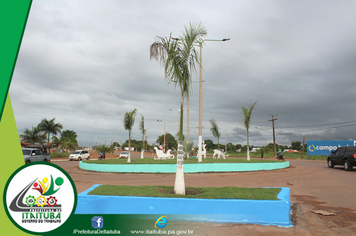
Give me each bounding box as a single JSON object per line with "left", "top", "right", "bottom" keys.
{"left": 92, "top": 216, "right": 104, "bottom": 229}
{"left": 155, "top": 216, "right": 167, "bottom": 228}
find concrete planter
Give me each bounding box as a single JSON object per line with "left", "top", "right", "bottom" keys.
{"left": 79, "top": 161, "right": 289, "bottom": 173}
{"left": 75, "top": 185, "right": 292, "bottom": 227}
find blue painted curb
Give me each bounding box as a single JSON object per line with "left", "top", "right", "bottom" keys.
{"left": 75, "top": 185, "right": 292, "bottom": 227}
{"left": 79, "top": 161, "right": 289, "bottom": 173}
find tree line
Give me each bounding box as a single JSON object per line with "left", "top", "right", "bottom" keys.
{"left": 20, "top": 118, "right": 78, "bottom": 153}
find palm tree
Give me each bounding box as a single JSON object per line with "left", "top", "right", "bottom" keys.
{"left": 38, "top": 118, "right": 63, "bottom": 153}
{"left": 139, "top": 115, "right": 146, "bottom": 159}
{"left": 20, "top": 126, "right": 46, "bottom": 144}
{"left": 60, "top": 130, "right": 78, "bottom": 150}
{"left": 150, "top": 22, "right": 207, "bottom": 141}
{"left": 150, "top": 22, "right": 207, "bottom": 195}
{"left": 123, "top": 108, "right": 137, "bottom": 163}
{"left": 96, "top": 144, "right": 114, "bottom": 159}
{"left": 209, "top": 119, "right": 221, "bottom": 149}
{"left": 63, "top": 139, "right": 77, "bottom": 152}
{"left": 242, "top": 101, "right": 258, "bottom": 161}
{"left": 183, "top": 140, "right": 194, "bottom": 159}
{"left": 52, "top": 136, "right": 63, "bottom": 152}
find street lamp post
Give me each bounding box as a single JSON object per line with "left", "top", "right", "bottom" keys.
{"left": 169, "top": 109, "right": 189, "bottom": 137}
{"left": 186, "top": 80, "right": 203, "bottom": 142}
{"left": 172, "top": 37, "right": 230, "bottom": 162}
{"left": 169, "top": 109, "right": 180, "bottom": 135}
{"left": 157, "top": 120, "right": 167, "bottom": 152}
{"left": 197, "top": 38, "right": 230, "bottom": 163}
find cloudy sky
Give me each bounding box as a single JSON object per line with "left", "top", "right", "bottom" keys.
{"left": 10, "top": 0, "right": 356, "bottom": 148}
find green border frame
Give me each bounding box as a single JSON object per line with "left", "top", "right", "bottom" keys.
{"left": 0, "top": 1, "right": 32, "bottom": 121}
{"left": 0, "top": 1, "right": 34, "bottom": 235}
{"left": 3, "top": 162, "right": 78, "bottom": 235}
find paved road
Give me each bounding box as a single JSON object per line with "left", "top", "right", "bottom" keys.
{"left": 53, "top": 154, "right": 356, "bottom": 235}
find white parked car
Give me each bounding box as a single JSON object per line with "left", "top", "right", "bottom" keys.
{"left": 119, "top": 151, "right": 129, "bottom": 159}
{"left": 69, "top": 150, "right": 90, "bottom": 161}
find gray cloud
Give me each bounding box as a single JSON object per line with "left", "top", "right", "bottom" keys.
{"left": 10, "top": 0, "right": 356, "bottom": 147}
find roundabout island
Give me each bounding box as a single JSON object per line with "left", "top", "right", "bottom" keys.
{"left": 79, "top": 158, "right": 290, "bottom": 173}
{"left": 77, "top": 157, "right": 292, "bottom": 227}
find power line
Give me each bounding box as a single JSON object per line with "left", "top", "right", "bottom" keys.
{"left": 278, "top": 120, "right": 356, "bottom": 129}
{"left": 276, "top": 98, "right": 356, "bottom": 116}
{"left": 295, "top": 123, "right": 356, "bottom": 133}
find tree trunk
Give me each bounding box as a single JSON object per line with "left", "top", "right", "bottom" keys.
{"left": 47, "top": 133, "right": 50, "bottom": 153}
{"left": 141, "top": 133, "right": 144, "bottom": 159}
{"left": 174, "top": 141, "right": 185, "bottom": 195}
{"left": 128, "top": 132, "right": 131, "bottom": 163}
{"left": 178, "top": 91, "right": 184, "bottom": 141}
{"left": 247, "top": 130, "right": 250, "bottom": 161}
{"left": 174, "top": 91, "right": 185, "bottom": 195}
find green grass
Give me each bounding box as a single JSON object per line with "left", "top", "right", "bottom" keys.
{"left": 88, "top": 185, "right": 281, "bottom": 200}
{"left": 50, "top": 152, "right": 71, "bottom": 158}
{"left": 82, "top": 157, "right": 282, "bottom": 165}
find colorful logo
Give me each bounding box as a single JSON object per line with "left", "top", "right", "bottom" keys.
{"left": 155, "top": 216, "right": 167, "bottom": 228}
{"left": 92, "top": 216, "right": 104, "bottom": 229}
{"left": 4, "top": 163, "right": 77, "bottom": 234}
{"left": 9, "top": 175, "right": 63, "bottom": 212}
{"left": 308, "top": 145, "right": 316, "bottom": 152}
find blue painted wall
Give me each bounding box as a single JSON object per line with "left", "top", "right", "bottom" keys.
{"left": 75, "top": 185, "right": 292, "bottom": 227}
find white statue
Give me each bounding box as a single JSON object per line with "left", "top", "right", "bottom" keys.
{"left": 213, "top": 149, "right": 229, "bottom": 159}
{"left": 153, "top": 147, "right": 175, "bottom": 160}
{"left": 197, "top": 141, "right": 207, "bottom": 159}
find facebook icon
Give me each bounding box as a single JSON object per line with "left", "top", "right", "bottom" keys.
{"left": 91, "top": 216, "right": 104, "bottom": 229}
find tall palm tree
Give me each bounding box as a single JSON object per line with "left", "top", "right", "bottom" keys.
{"left": 139, "top": 115, "right": 146, "bottom": 159}
{"left": 150, "top": 22, "right": 207, "bottom": 142}
{"left": 150, "top": 22, "right": 207, "bottom": 195}
{"left": 209, "top": 119, "right": 221, "bottom": 149}
{"left": 38, "top": 118, "right": 63, "bottom": 153}
{"left": 20, "top": 126, "right": 46, "bottom": 144}
{"left": 242, "top": 101, "right": 258, "bottom": 161}
{"left": 123, "top": 108, "right": 137, "bottom": 163}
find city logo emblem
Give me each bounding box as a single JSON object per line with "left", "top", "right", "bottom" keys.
{"left": 308, "top": 145, "right": 316, "bottom": 152}
{"left": 4, "top": 163, "right": 77, "bottom": 234}
{"left": 155, "top": 216, "right": 167, "bottom": 228}
{"left": 92, "top": 216, "right": 104, "bottom": 229}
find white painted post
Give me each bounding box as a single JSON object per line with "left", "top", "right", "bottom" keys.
{"left": 174, "top": 141, "right": 185, "bottom": 195}
{"left": 198, "top": 136, "right": 203, "bottom": 162}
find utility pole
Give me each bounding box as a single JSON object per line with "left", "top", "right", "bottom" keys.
{"left": 301, "top": 135, "right": 305, "bottom": 159}
{"left": 269, "top": 115, "right": 278, "bottom": 159}
{"left": 225, "top": 129, "right": 227, "bottom": 152}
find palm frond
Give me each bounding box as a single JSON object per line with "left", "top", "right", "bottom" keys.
{"left": 124, "top": 109, "right": 137, "bottom": 131}
{"left": 209, "top": 119, "right": 221, "bottom": 139}
{"left": 150, "top": 22, "right": 207, "bottom": 141}
{"left": 242, "top": 101, "right": 258, "bottom": 130}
